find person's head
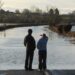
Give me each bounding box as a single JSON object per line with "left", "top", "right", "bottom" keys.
{"left": 43, "top": 33, "right": 46, "bottom": 38}
{"left": 40, "top": 33, "right": 47, "bottom": 38}
{"left": 28, "top": 29, "right": 32, "bottom": 35}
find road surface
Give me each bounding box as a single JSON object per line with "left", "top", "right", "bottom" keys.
{"left": 0, "top": 70, "right": 75, "bottom": 75}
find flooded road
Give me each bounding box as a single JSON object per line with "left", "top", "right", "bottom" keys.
{"left": 0, "top": 25, "right": 75, "bottom": 70}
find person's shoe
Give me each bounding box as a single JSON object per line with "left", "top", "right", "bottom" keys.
{"left": 29, "top": 68, "right": 34, "bottom": 71}
{"left": 42, "top": 68, "right": 47, "bottom": 71}
{"left": 25, "top": 67, "right": 29, "bottom": 71}
{"left": 39, "top": 68, "right": 42, "bottom": 71}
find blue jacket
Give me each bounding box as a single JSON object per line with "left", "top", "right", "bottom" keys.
{"left": 37, "top": 37, "right": 48, "bottom": 51}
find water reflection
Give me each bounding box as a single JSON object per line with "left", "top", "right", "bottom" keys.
{"left": 68, "top": 38, "right": 75, "bottom": 44}
{"left": 0, "top": 30, "right": 6, "bottom": 38}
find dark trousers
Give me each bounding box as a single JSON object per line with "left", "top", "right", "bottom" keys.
{"left": 38, "top": 51, "right": 47, "bottom": 70}
{"left": 25, "top": 50, "right": 34, "bottom": 69}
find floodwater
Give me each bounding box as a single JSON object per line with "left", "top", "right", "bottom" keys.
{"left": 0, "top": 25, "right": 75, "bottom": 70}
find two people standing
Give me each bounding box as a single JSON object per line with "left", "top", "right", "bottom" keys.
{"left": 24, "top": 29, "right": 48, "bottom": 71}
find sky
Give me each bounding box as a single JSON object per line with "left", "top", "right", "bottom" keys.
{"left": 1, "top": 0, "right": 75, "bottom": 14}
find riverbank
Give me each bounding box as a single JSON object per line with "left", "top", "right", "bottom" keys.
{"left": 49, "top": 26, "right": 75, "bottom": 37}
{"left": 0, "top": 23, "right": 48, "bottom": 31}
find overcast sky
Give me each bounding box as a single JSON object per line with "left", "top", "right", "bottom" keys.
{"left": 2, "top": 0, "right": 75, "bottom": 14}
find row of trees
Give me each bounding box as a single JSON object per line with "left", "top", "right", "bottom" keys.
{"left": 0, "top": 0, "right": 75, "bottom": 26}
{"left": 0, "top": 0, "right": 61, "bottom": 25}
{"left": 0, "top": 9, "right": 48, "bottom": 23}
{"left": 49, "top": 9, "right": 75, "bottom": 26}
{"left": 0, "top": 8, "right": 61, "bottom": 25}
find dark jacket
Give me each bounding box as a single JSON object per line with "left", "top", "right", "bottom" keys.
{"left": 24, "top": 34, "right": 36, "bottom": 51}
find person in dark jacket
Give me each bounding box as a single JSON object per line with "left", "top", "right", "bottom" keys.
{"left": 24, "top": 29, "right": 36, "bottom": 71}
{"left": 37, "top": 33, "right": 48, "bottom": 70}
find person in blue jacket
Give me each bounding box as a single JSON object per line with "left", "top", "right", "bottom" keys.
{"left": 37, "top": 33, "right": 48, "bottom": 70}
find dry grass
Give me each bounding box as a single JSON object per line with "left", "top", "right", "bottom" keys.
{"left": 66, "top": 32, "right": 75, "bottom": 37}
{"left": 49, "top": 26, "right": 75, "bottom": 37}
